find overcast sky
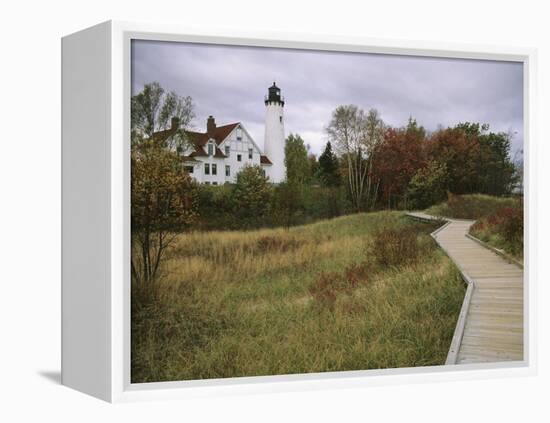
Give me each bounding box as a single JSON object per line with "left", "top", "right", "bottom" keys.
{"left": 131, "top": 40, "right": 523, "bottom": 157}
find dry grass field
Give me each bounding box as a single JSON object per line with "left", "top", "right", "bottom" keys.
{"left": 131, "top": 211, "right": 465, "bottom": 383}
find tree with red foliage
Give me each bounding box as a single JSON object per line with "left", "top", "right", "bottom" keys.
{"left": 373, "top": 118, "right": 426, "bottom": 209}
{"left": 425, "top": 125, "right": 481, "bottom": 195}
{"left": 424, "top": 122, "right": 516, "bottom": 196}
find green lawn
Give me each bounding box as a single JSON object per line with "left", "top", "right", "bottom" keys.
{"left": 131, "top": 211, "right": 465, "bottom": 383}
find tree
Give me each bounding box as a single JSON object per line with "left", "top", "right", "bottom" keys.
{"left": 308, "top": 153, "right": 320, "bottom": 183}
{"left": 363, "top": 109, "right": 385, "bottom": 209}
{"left": 426, "top": 122, "right": 516, "bottom": 196}
{"left": 512, "top": 149, "right": 523, "bottom": 194}
{"left": 405, "top": 116, "right": 427, "bottom": 140}
{"left": 131, "top": 140, "right": 199, "bottom": 284}
{"left": 317, "top": 141, "right": 341, "bottom": 186}
{"left": 131, "top": 81, "right": 195, "bottom": 142}
{"left": 407, "top": 160, "right": 449, "bottom": 209}
{"left": 425, "top": 125, "right": 480, "bottom": 194}
{"left": 232, "top": 165, "right": 272, "bottom": 226}
{"left": 477, "top": 131, "right": 517, "bottom": 195}
{"left": 373, "top": 125, "right": 426, "bottom": 209}
{"left": 130, "top": 82, "right": 198, "bottom": 284}
{"left": 284, "top": 133, "right": 310, "bottom": 186}
{"left": 326, "top": 105, "right": 383, "bottom": 211}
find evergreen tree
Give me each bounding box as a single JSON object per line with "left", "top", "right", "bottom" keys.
{"left": 317, "top": 141, "right": 340, "bottom": 186}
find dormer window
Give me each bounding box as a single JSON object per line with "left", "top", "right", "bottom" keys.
{"left": 207, "top": 141, "right": 214, "bottom": 156}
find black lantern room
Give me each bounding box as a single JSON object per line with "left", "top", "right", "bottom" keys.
{"left": 265, "top": 82, "right": 284, "bottom": 106}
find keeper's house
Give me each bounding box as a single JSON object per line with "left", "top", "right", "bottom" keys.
{"left": 153, "top": 82, "right": 286, "bottom": 184}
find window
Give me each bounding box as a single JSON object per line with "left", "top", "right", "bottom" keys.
{"left": 248, "top": 148, "right": 253, "bottom": 159}
{"left": 184, "top": 165, "right": 194, "bottom": 174}
{"left": 225, "top": 165, "right": 230, "bottom": 177}
{"left": 204, "top": 181, "right": 210, "bottom": 185}
{"left": 207, "top": 142, "right": 214, "bottom": 156}
{"left": 225, "top": 145, "right": 230, "bottom": 156}
{"left": 204, "top": 163, "right": 210, "bottom": 175}
{"left": 237, "top": 154, "right": 242, "bottom": 162}
{"left": 212, "top": 182, "right": 218, "bottom": 186}
{"left": 236, "top": 128, "right": 242, "bottom": 141}
{"left": 212, "top": 164, "right": 217, "bottom": 175}
{"left": 279, "top": 116, "right": 283, "bottom": 123}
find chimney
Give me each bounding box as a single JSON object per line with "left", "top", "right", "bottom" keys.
{"left": 171, "top": 116, "right": 180, "bottom": 130}
{"left": 207, "top": 115, "right": 216, "bottom": 138}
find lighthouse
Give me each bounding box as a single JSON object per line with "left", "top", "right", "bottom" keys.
{"left": 263, "top": 82, "right": 286, "bottom": 183}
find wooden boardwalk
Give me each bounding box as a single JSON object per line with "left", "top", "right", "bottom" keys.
{"left": 407, "top": 212, "right": 524, "bottom": 365}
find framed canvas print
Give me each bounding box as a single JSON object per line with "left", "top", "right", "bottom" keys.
{"left": 61, "top": 21, "right": 537, "bottom": 402}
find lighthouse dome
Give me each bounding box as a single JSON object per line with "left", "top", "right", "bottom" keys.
{"left": 265, "top": 82, "right": 285, "bottom": 106}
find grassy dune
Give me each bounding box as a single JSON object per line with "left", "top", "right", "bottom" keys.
{"left": 425, "top": 193, "right": 520, "bottom": 220}
{"left": 131, "top": 212, "right": 465, "bottom": 383}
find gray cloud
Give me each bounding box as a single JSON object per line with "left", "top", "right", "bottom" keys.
{"left": 132, "top": 40, "right": 523, "bottom": 156}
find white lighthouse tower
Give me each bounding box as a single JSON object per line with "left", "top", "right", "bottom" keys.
{"left": 263, "top": 82, "right": 286, "bottom": 183}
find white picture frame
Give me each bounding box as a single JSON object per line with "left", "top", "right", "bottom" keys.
{"left": 61, "top": 20, "right": 537, "bottom": 403}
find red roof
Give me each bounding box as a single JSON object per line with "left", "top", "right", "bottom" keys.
{"left": 260, "top": 155, "right": 272, "bottom": 165}
{"left": 182, "top": 123, "right": 237, "bottom": 159}
{"left": 214, "top": 147, "right": 226, "bottom": 158}
{"left": 189, "top": 147, "right": 208, "bottom": 157}
{"left": 185, "top": 123, "right": 239, "bottom": 147}
{"left": 151, "top": 120, "right": 273, "bottom": 164}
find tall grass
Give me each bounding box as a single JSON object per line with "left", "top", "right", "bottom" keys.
{"left": 470, "top": 206, "right": 523, "bottom": 262}
{"left": 131, "top": 212, "right": 465, "bottom": 383}
{"left": 425, "top": 193, "right": 520, "bottom": 220}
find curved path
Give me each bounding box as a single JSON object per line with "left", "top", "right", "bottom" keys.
{"left": 407, "top": 212, "right": 524, "bottom": 365}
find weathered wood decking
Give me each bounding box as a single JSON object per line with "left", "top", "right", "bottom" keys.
{"left": 407, "top": 212, "right": 524, "bottom": 365}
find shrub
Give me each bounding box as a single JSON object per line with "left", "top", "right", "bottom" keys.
{"left": 195, "top": 184, "right": 236, "bottom": 230}
{"left": 500, "top": 207, "right": 523, "bottom": 246}
{"left": 470, "top": 205, "right": 523, "bottom": 258}
{"left": 309, "top": 272, "right": 339, "bottom": 311}
{"left": 194, "top": 182, "right": 353, "bottom": 231}
{"left": 371, "top": 227, "right": 423, "bottom": 266}
{"left": 309, "top": 262, "right": 372, "bottom": 311}
{"left": 256, "top": 235, "right": 305, "bottom": 254}
{"left": 306, "top": 186, "right": 350, "bottom": 219}
{"left": 270, "top": 182, "right": 305, "bottom": 229}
